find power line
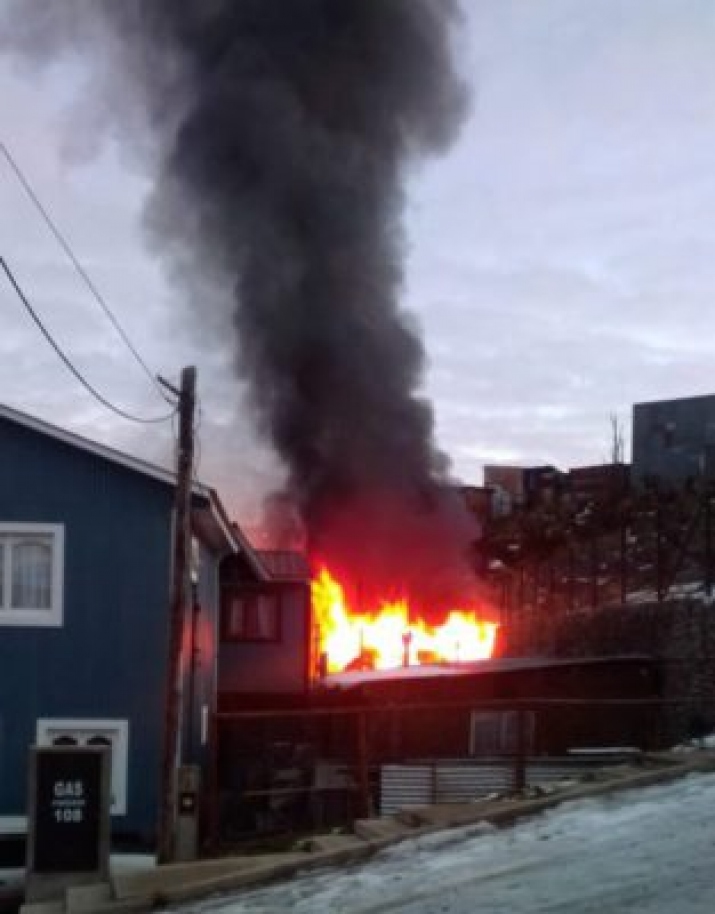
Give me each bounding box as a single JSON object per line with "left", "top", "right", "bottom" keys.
{"left": 0, "top": 256, "right": 176, "bottom": 425}
{"left": 0, "top": 141, "right": 173, "bottom": 405}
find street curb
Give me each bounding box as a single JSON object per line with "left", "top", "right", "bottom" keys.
{"left": 110, "top": 754, "right": 715, "bottom": 911}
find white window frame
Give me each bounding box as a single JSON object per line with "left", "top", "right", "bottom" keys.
{"left": 0, "top": 815, "right": 27, "bottom": 835}
{"left": 0, "top": 523, "right": 64, "bottom": 627}
{"left": 36, "top": 718, "right": 129, "bottom": 816}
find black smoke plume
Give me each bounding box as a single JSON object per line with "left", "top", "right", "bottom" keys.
{"left": 3, "top": 1, "right": 480, "bottom": 609}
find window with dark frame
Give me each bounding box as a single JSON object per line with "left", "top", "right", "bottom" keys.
{"left": 223, "top": 590, "right": 281, "bottom": 642}
{"left": 469, "top": 710, "right": 536, "bottom": 756}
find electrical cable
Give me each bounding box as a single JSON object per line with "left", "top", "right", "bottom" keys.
{"left": 0, "top": 256, "right": 176, "bottom": 425}
{"left": 0, "top": 141, "right": 173, "bottom": 405}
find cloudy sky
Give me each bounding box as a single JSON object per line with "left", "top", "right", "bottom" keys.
{"left": 1, "top": 1, "right": 715, "bottom": 521}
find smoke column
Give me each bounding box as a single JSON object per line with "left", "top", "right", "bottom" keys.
{"left": 3, "top": 1, "right": 478, "bottom": 606}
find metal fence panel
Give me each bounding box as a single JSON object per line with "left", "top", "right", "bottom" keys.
{"left": 380, "top": 765, "right": 433, "bottom": 814}
{"left": 380, "top": 756, "right": 630, "bottom": 816}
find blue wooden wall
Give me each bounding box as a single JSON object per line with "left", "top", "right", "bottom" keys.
{"left": 0, "top": 416, "right": 175, "bottom": 842}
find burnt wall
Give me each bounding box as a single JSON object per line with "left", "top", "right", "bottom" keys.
{"left": 505, "top": 599, "right": 715, "bottom": 746}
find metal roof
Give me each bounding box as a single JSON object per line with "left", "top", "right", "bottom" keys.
{"left": 257, "top": 550, "right": 311, "bottom": 582}
{"left": 323, "top": 654, "right": 654, "bottom": 689}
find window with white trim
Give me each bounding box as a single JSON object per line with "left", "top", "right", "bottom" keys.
{"left": 0, "top": 524, "right": 64, "bottom": 627}
{"left": 36, "top": 719, "right": 129, "bottom": 816}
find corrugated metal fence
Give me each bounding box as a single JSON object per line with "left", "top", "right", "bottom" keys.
{"left": 380, "top": 756, "right": 629, "bottom": 816}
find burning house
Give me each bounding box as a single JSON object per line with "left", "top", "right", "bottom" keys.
{"left": 215, "top": 540, "right": 504, "bottom": 839}
{"left": 212, "top": 538, "right": 661, "bottom": 841}
{"left": 218, "top": 548, "right": 499, "bottom": 708}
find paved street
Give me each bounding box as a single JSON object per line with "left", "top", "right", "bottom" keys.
{"left": 174, "top": 771, "right": 715, "bottom": 914}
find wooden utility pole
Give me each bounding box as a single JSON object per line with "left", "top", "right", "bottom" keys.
{"left": 157, "top": 365, "right": 196, "bottom": 864}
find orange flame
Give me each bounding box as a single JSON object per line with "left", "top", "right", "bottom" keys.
{"left": 311, "top": 566, "right": 497, "bottom": 675}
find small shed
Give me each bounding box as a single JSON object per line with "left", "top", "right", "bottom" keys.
{"left": 213, "top": 654, "right": 660, "bottom": 841}
{"left": 317, "top": 654, "right": 660, "bottom": 759}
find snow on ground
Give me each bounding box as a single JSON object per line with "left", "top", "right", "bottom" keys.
{"left": 675, "top": 734, "right": 715, "bottom": 751}
{"left": 627, "top": 582, "right": 715, "bottom": 605}
{"left": 173, "top": 772, "right": 715, "bottom": 914}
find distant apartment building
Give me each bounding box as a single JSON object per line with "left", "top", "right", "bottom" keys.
{"left": 567, "top": 463, "right": 630, "bottom": 505}
{"left": 632, "top": 394, "right": 715, "bottom": 486}
{"left": 458, "top": 485, "right": 496, "bottom": 523}
{"left": 483, "top": 465, "right": 564, "bottom": 512}
{"left": 483, "top": 465, "right": 526, "bottom": 509}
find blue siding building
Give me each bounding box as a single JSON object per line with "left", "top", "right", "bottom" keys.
{"left": 0, "top": 403, "right": 238, "bottom": 846}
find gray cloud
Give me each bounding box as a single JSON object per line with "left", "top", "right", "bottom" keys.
{"left": 2, "top": 0, "right": 715, "bottom": 518}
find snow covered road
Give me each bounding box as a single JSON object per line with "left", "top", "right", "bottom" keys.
{"left": 176, "top": 772, "right": 715, "bottom": 913}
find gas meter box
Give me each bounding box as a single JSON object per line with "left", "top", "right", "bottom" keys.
{"left": 25, "top": 745, "right": 111, "bottom": 903}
